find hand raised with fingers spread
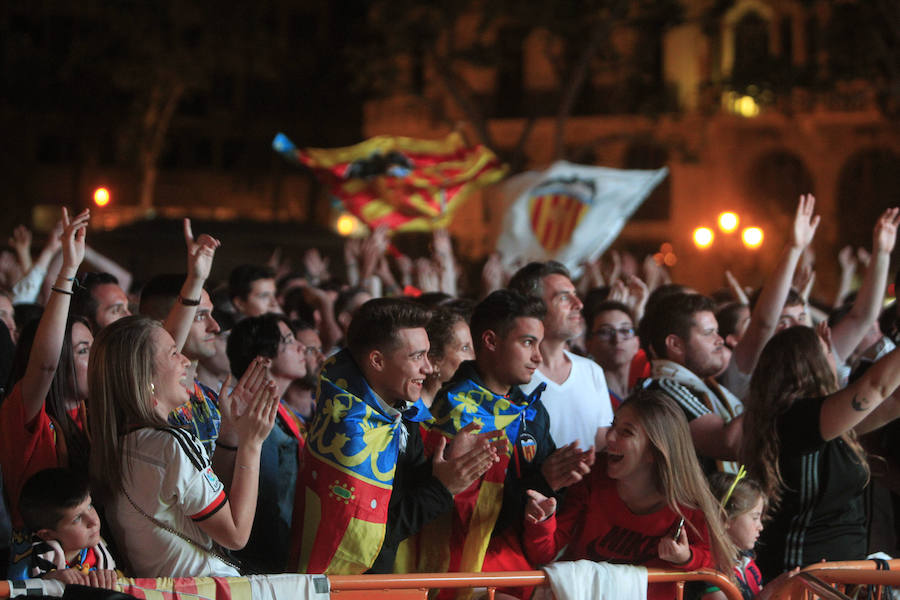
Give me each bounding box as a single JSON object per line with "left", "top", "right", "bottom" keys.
{"left": 873, "top": 207, "right": 900, "bottom": 255}
{"left": 541, "top": 442, "right": 594, "bottom": 491}
{"left": 432, "top": 434, "right": 499, "bottom": 495}
{"left": 791, "top": 194, "right": 820, "bottom": 249}
{"left": 525, "top": 489, "right": 557, "bottom": 524}
{"left": 9, "top": 225, "right": 32, "bottom": 258}
{"left": 184, "top": 218, "right": 221, "bottom": 282}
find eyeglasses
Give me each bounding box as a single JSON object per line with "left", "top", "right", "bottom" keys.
{"left": 591, "top": 326, "right": 635, "bottom": 342}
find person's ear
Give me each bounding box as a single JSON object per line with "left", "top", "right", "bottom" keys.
{"left": 482, "top": 329, "right": 499, "bottom": 352}
{"left": 232, "top": 296, "right": 247, "bottom": 314}
{"left": 664, "top": 333, "right": 685, "bottom": 361}
{"left": 369, "top": 349, "right": 385, "bottom": 372}
{"left": 35, "top": 528, "right": 56, "bottom": 543}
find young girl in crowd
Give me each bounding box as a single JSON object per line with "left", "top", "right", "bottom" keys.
{"left": 704, "top": 471, "right": 765, "bottom": 599}
{"left": 524, "top": 390, "right": 735, "bottom": 600}
{"left": 743, "top": 324, "right": 900, "bottom": 581}
{"left": 88, "top": 315, "right": 278, "bottom": 577}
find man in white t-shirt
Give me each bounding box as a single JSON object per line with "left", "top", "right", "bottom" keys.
{"left": 510, "top": 261, "right": 613, "bottom": 450}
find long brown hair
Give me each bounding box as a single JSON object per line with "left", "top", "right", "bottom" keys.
{"left": 621, "top": 390, "right": 737, "bottom": 575}
{"left": 87, "top": 315, "right": 167, "bottom": 500}
{"left": 742, "top": 326, "right": 868, "bottom": 508}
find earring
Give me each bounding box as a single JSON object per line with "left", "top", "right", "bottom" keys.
{"left": 149, "top": 382, "right": 156, "bottom": 395}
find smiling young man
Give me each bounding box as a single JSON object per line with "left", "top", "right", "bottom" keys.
{"left": 422, "top": 290, "right": 594, "bottom": 584}
{"left": 509, "top": 261, "right": 613, "bottom": 451}
{"left": 294, "top": 298, "right": 499, "bottom": 575}
{"left": 639, "top": 293, "right": 744, "bottom": 474}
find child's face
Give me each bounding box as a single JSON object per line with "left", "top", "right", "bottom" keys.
{"left": 726, "top": 495, "right": 765, "bottom": 551}
{"left": 42, "top": 495, "right": 101, "bottom": 553}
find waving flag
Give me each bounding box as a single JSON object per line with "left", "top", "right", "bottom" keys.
{"left": 495, "top": 161, "right": 668, "bottom": 274}
{"left": 273, "top": 132, "right": 507, "bottom": 232}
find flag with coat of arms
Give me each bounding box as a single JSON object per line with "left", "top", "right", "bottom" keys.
{"left": 495, "top": 161, "right": 668, "bottom": 274}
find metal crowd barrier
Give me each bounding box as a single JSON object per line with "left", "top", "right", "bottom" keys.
{"left": 764, "top": 559, "right": 900, "bottom": 600}
{"left": 328, "top": 567, "right": 744, "bottom": 599}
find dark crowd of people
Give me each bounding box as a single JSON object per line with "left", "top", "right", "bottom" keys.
{"left": 1, "top": 196, "right": 899, "bottom": 600}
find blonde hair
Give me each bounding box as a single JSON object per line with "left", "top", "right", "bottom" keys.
{"left": 87, "top": 315, "right": 167, "bottom": 500}
{"left": 620, "top": 390, "right": 738, "bottom": 575}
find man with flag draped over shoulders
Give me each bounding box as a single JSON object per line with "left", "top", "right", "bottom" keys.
{"left": 292, "top": 298, "right": 501, "bottom": 574}
{"left": 421, "top": 290, "right": 595, "bottom": 596}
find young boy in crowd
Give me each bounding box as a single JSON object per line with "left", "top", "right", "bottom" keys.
{"left": 18, "top": 468, "right": 117, "bottom": 589}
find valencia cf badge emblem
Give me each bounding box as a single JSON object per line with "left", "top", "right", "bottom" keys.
{"left": 518, "top": 432, "right": 538, "bottom": 463}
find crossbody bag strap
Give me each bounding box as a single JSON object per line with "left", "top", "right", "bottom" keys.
{"left": 121, "top": 487, "right": 242, "bottom": 573}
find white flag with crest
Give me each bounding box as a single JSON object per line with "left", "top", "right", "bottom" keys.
{"left": 495, "top": 161, "right": 668, "bottom": 275}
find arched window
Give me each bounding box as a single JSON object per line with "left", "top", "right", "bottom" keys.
{"left": 733, "top": 11, "right": 770, "bottom": 83}
{"left": 837, "top": 148, "right": 900, "bottom": 253}
{"left": 745, "top": 150, "right": 813, "bottom": 217}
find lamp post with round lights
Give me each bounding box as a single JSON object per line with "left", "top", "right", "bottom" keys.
{"left": 687, "top": 211, "right": 766, "bottom": 289}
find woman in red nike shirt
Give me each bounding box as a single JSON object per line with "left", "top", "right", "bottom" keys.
{"left": 524, "top": 390, "right": 735, "bottom": 600}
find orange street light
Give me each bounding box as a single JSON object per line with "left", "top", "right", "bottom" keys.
{"left": 93, "top": 187, "right": 110, "bottom": 207}
{"left": 742, "top": 227, "right": 764, "bottom": 248}
{"left": 693, "top": 227, "right": 714, "bottom": 249}
{"left": 718, "top": 212, "right": 739, "bottom": 233}
{"left": 336, "top": 213, "right": 357, "bottom": 236}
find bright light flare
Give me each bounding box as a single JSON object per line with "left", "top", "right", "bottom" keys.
{"left": 336, "top": 213, "right": 357, "bottom": 236}
{"left": 718, "top": 212, "right": 739, "bottom": 233}
{"left": 742, "top": 227, "right": 764, "bottom": 248}
{"left": 93, "top": 187, "right": 110, "bottom": 207}
{"left": 693, "top": 227, "right": 714, "bottom": 249}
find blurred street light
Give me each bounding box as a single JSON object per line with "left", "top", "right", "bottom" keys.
{"left": 718, "top": 212, "right": 739, "bottom": 233}
{"left": 742, "top": 227, "right": 764, "bottom": 248}
{"left": 93, "top": 187, "right": 110, "bottom": 207}
{"left": 693, "top": 227, "right": 714, "bottom": 249}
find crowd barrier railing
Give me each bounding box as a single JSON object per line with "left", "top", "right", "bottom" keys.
{"left": 764, "top": 559, "right": 900, "bottom": 600}
{"left": 328, "top": 567, "right": 744, "bottom": 600}
{"left": 0, "top": 567, "right": 743, "bottom": 600}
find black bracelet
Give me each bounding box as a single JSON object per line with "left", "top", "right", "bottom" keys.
{"left": 51, "top": 286, "right": 74, "bottom": 296}
{"left": 177, "top": 295, "right": 201, "bottom": 306}
{"left": 216, "top": 441, "right": 238, "bottom": 451}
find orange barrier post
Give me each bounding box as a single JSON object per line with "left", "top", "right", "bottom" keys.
{"left": 765, "top": 559, "right": 900, "bottom": 600}
{"left": 329, "top": 567, "right": 745, "bottom": 600}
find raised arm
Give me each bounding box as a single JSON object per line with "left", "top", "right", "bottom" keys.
{"left": 820, "top": 323, "right": 900, "bottom": 440}
{"left": 834, "top": 246, "right": 858, "bottom": 308}
{"left": 83, "top": 244, "right": 133, "bottom": 293}
{"left": 732, "top": 195, "right": 819, "bottom": 373}
{"left": 8, "top": 226, "right": 33, "bottom": 274}
{"left": 163, "top": 219, "right": 220, "bottom": 352}
{"left": 20, "top": 208, "right": 89, "bottom": 423}
{"left": 831, "top": 208, "right": 899, "bottom": 362}
{"left": 12, "top": 223, "right": 61, "bottom": 304}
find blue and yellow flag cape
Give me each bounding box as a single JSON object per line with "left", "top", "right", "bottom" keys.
{"left": 291, "top": 349, "right": 431, "bottom": 574}
{"left": 419, "top": 362, "right": 544, "bottom": 581}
